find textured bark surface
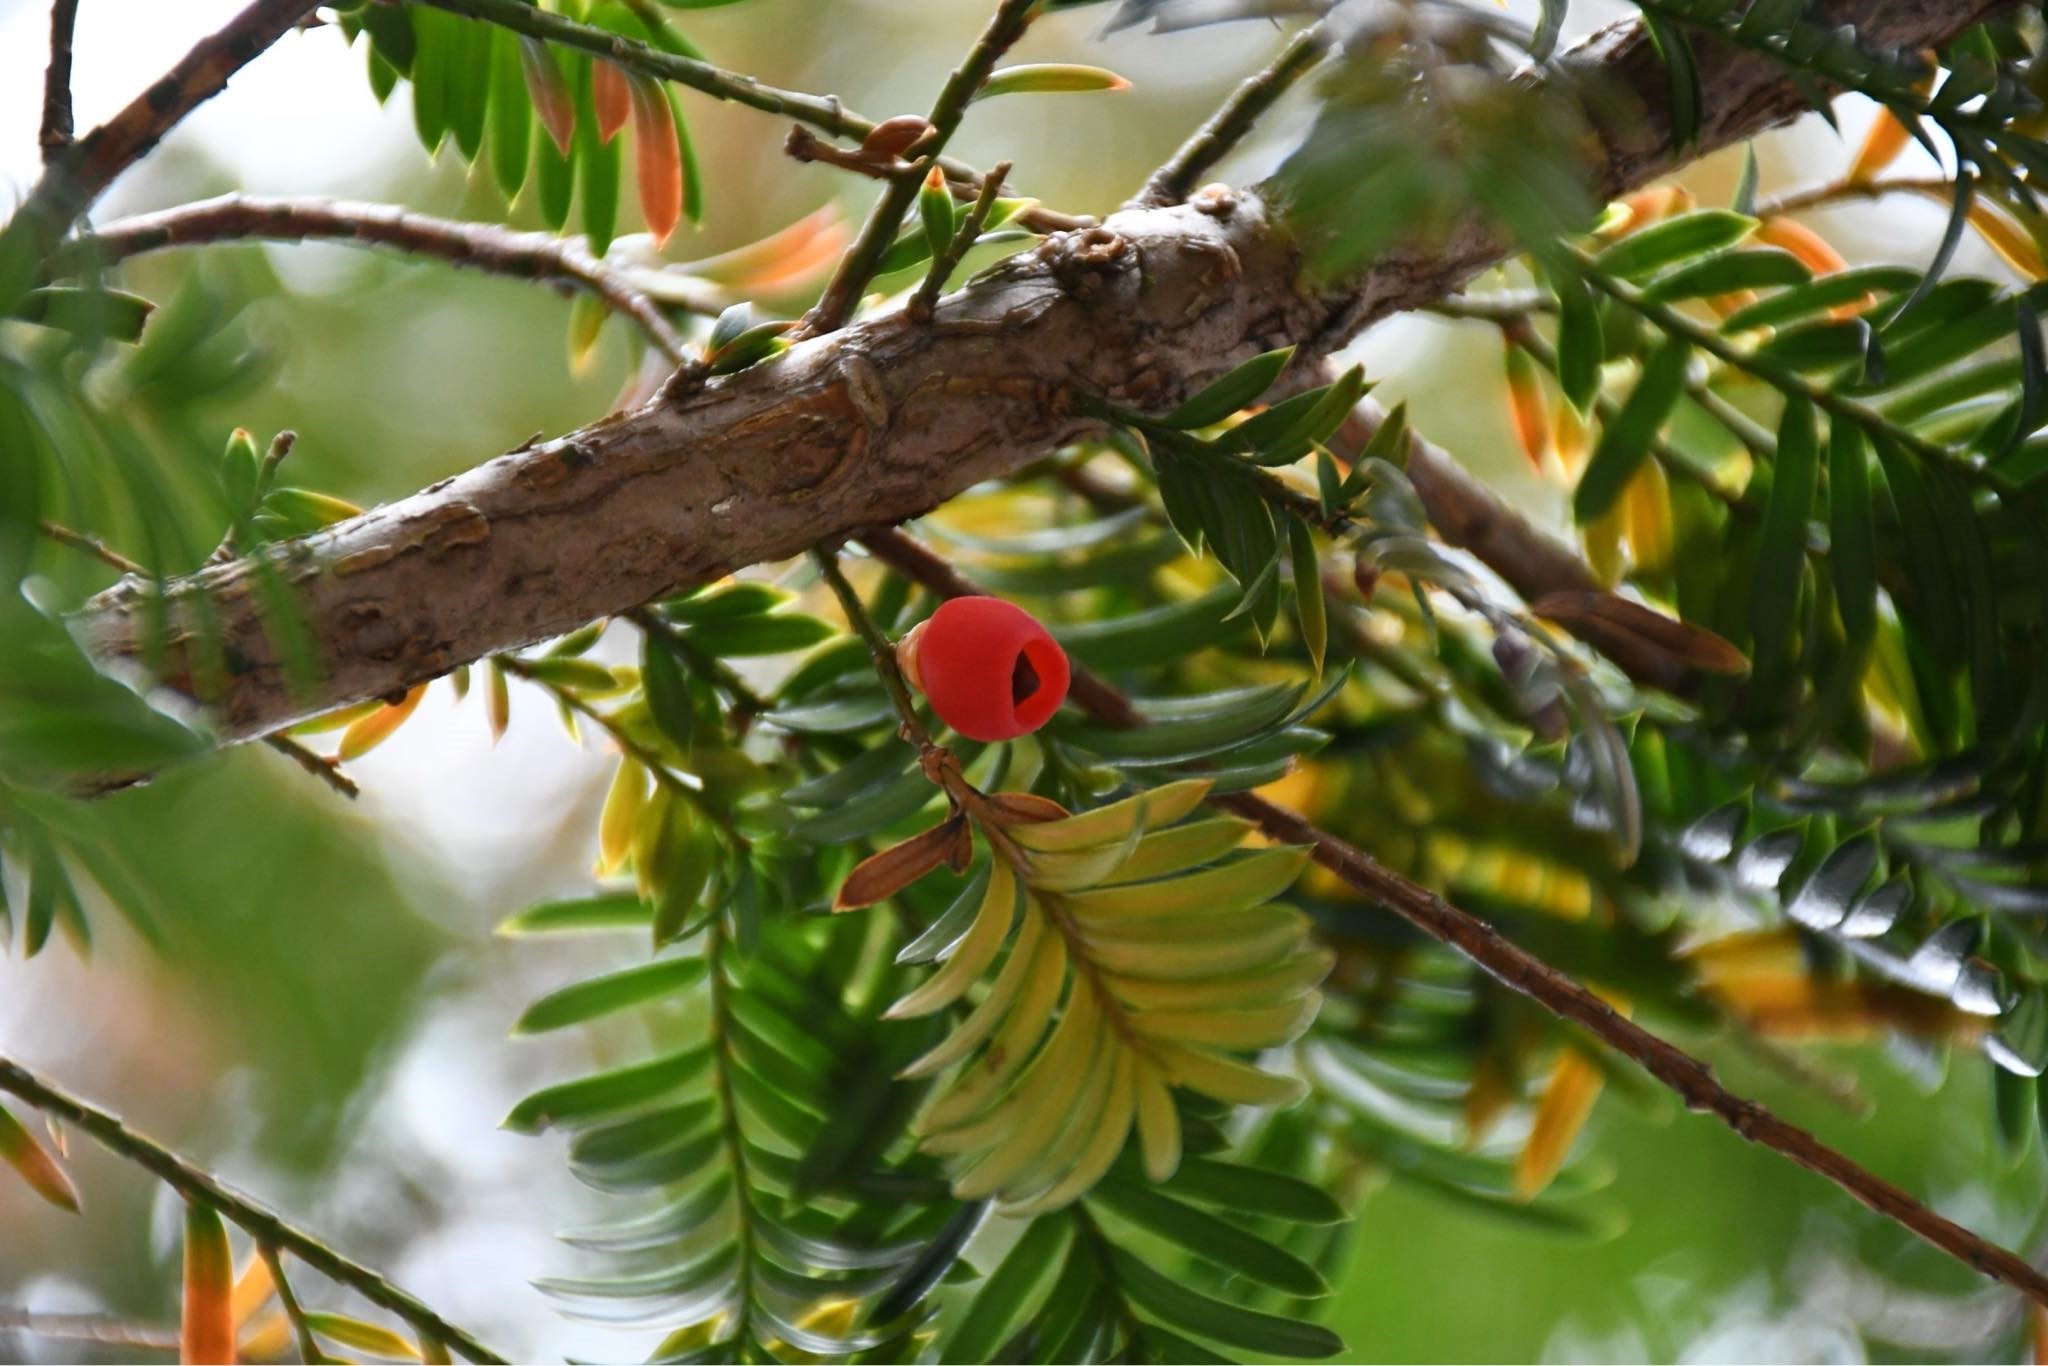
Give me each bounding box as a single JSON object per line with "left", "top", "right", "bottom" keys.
{"left": 74, "top": 0, "right": 2005, "bottom": 747}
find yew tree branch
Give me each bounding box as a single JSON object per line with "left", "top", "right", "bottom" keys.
{"left": 62, "top": 193, "right": 698, "bottom": 363}
{"left": 68, "top": 0, "right": 2008, "bottom": 759}
{"left": 417, "top": 0, "right": 1058, "bottom": 233}
{"left": 39, "top": 0, "right": 80, "bottom": 159}
{"left": 0, "top": 1056, "right": 507, "bottom": 1364}
{"left": 1137, "top": 21, "right": 1331, "bottom": 207}
{"left": 1, "top": 0, "right": 319, "bottom": 296}
{"left": 854, "top": 524, "right": 2048, "bottom": 1312}
{"left": 802, "top": 0, "right": 1039, "bottom": 335}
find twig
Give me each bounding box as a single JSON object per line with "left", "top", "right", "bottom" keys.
{"left": 624, "top": 607, "right": 770, "bottom": 717}
{"left": 1570, "top": 249, "right": 2011, "bottom": 494}
{"left": 810, "top": 548, "right": 935, "bottom": 752}
{"left": 422, "top": 0, "right": 1067, "bottom": 242}
{"left": 910, "top": 160, "right": 1011, "bottom": 320}
{"left": 0, "top": 1309, "right": 177, "bottom": 1353}
{"left": 39, "top": 519, "right": 143, "bottom": 576}
{"left": 1429, "top": 292, "right": 1779, "bottom": 463}
{"left": 0, "top": 1056, "right": 508, "bottom": 1364}
{"left": 420, "top": 0, "right": 862, "bottom": 139}
{"left": 494, "top": 653, "right": 691, "bottom": 795}
{"left": 1758, "top": 174, "right": 1957, "bottom": 218}
{"left": 3, "top": 0, "right": 320, "bottom": 283}
{"left": 801, "top": 0, "right": 1040, "bottom": 336}
{"left": 61, "top": 194, "right": 694, "bottom": 364}
{"left": 262, "top": 733, "right": 360, "bottom": 800}
{"left": 1136, "top": 22, "right": 1331, "bottom": 207}
{"left": 39, "top": 0, "right": 80, "bottom": 159}
{"left": 258, "top": 1241, "right": 324, "bottom": 1366}
{"left": 1483, "top": 310, "right": 1751, "bottom": 504}
{"left": 782, "top": 126, "right": 1088, "bottom": 235}
{"left": 856, "top": 523, "right": 2048, "bottom": 1311}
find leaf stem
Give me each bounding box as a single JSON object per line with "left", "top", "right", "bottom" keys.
{"left": 0, "top": 1056, "right": 507, "bottom": 1363}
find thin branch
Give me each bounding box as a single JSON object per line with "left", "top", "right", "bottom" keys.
{"left": 420, "top": 0, "right": 864, "bottom": 140}
{"left": 419, "top": 0, "right": 1072, "bottom": 244}
{"left": 1135, "top": 21, "right": 1330, "bottom": 207}
{"left": 783, "top": 126, "right": 1089, "bottom": 235}
{"left": 39, "top": 0, "right": 80, "bottom": 159}
{"left": 39, "top": 519, "right": 143, "bottom": 576}
{"left": 810, "top": 548, "right": 935, "bottom": 752}
{"left": 624, "top": 607, "right": 769, "bottom": 717}
{"left": 856, "top": 523, "right": 2048, "bottom": 1312}
{"left": 257, "top": 1241, "right": 324, "bottom": 1366}
{"left": 1429, "top": 292, "right": 1780, "bottom": 463}
{"left": 1759, "top": 174, "right": 1958, "bottom": 218}
{"left": 3, "top": 0, "right": 320, "bottom": 284}
{"left": 62, "top": 194, "right": 694, "bottom": 364}
{"left": 802, "top": 0, "right": 1040, "bottom": 336}
{"left": 0, "top": 1309, "right": 177, "bottom": 1354}
{"left": 1571, "top": 249, "right": 2012, "bottom": 493}
{"left": 494, "top": 652, "right": 691, "bottom": 795}
{"left": 262, "top": 733, "right": 361, "bottom": 800}
{"left": 1484, "top": 310, "right": 1751, "bottom": 504}
{"left": 910, "top": 160, "right": 1011, "bottom": 321}
{"left": 0, "top": 1056, "right": 508, "bottom": 1364}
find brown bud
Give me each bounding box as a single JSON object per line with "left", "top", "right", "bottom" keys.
{"left": 1351, "top": 558, "right": 1380, "bottom": 605}
{"left": 860, "top": 115, "right": 933, "bottom": 163}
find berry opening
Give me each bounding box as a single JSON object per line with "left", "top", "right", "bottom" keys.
{"left": 1011, "top": 653, "right": 1040, "bottom": 705}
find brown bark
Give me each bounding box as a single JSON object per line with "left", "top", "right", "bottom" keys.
{"left": 71, "top": 0, "right": 2006, "bottom": 752}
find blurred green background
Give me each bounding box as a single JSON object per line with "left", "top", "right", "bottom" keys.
{"left": 0, "top": 1, "right": 2034, "bottom": 1359}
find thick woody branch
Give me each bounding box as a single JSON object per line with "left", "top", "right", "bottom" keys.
{"left": 0, "top": 1056, "right": 505, "bottom": 1363}
{"left": 61, "top": 193, "right": 699, "bottom": 363}
{"left": 854, "top": 525, "right": 2048, "bottom": 1311}
{"left": 70, "top": 0, "right": 2006, "bottom": 755}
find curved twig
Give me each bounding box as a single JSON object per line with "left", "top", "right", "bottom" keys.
{"left": 856, "top": 524, "right": 2048, "bottom": 1312}
{"left": 39, "top": 0, "right": 79, "bottom": 159}
{"left": 1136, "top": 21, "right": 1332, "bottom": 207}
{"left": 61, "top": 194, "right": 696, "bottom": 365}
{"left": 4, "top": 0, "right": 320, "bottom": 280}
{"left": 0, "top": 1057, "right": 508, "bottom": 1365}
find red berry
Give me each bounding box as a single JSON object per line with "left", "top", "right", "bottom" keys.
{"left": 897, "top": 597, "right": 1071, "bottom": 742}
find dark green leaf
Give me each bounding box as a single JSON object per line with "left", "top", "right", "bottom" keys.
{"left": 1092, "top": 1177, "right": 1329, "bottom": 1296}
{"left": 503, "top": 1044, "right": 713, "bottom": 1132}
{"left": 1165, "top": 347, "right": 1296, "bottom": 429}
{"left": 1555, "top": 274, "right": 1603, "bottom": 412}
{"left": 513, "top": 956, "right": 707, "bottom": 1034}
{"left": 1750, "top": 398, "right": 1817, "bottom": 684}
{"left": 497, "top": 892, "right": 650, "bottom": 936}
{"left": 1594, "top": 211, "right": 1753, "bottom": 282}
{"left": 943, "top": 1217, "right": 1073, "bottom": 1363}
{"left": 1573, "top": 336, "right": 1689, "bottom": 521}
{"left": 1107, "top": 1247, "right": 1343, "bottom": 1358}
{"left": 1827, "top": 420, "right": 1875, "bottom": 645}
